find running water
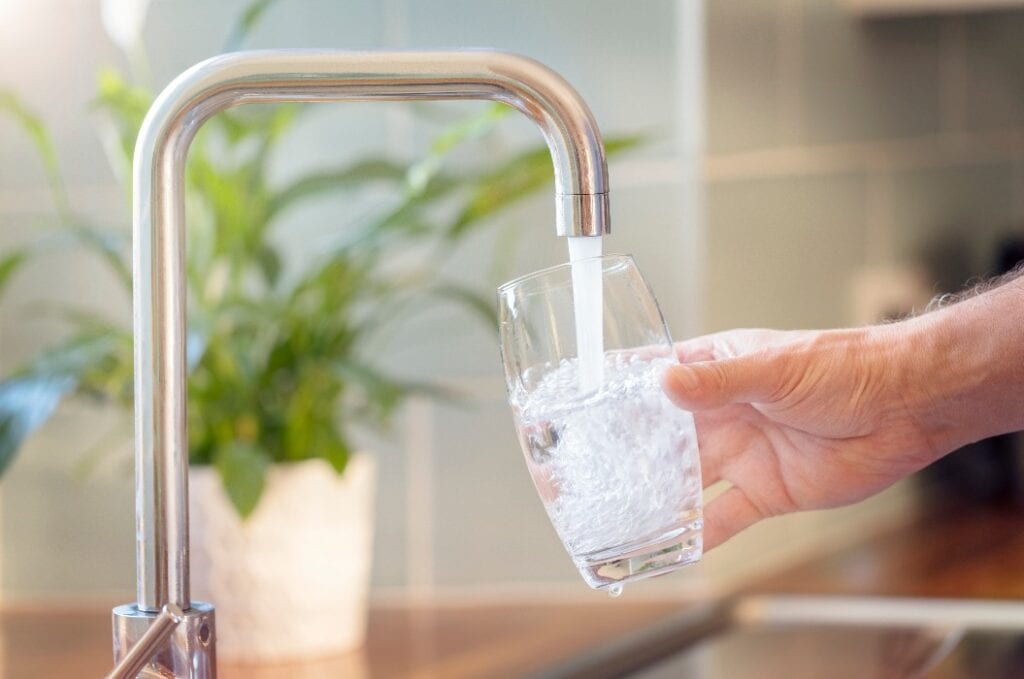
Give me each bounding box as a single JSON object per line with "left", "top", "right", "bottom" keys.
{"left": 567, "top": 236, "right": 604, "bottom": 393}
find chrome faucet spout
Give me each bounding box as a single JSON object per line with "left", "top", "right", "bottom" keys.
{"left": 117, "top": 49, "right": 610, "bottom": 677}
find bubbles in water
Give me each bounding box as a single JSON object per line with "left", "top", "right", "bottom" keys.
{"left": 608, "top": 584, "right": 624, "bottom": 598}
{"left": 513, "top": 354, "right": 703, "bottom": 558}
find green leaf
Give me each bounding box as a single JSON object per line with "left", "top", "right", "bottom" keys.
{"left": 256, "top": 244, "right": 282, "bottom": 286}
{"left": 0, "top": 332, "right": 126, "bottom": 475}
{"left": 223, "top": 0, "right": 281, "bottom": 52}
{"left": 430, "top": 103, "right": 511, "bottom": 155}
{"left": 406, "top": 103, "right": 511, "bottom": 195}
{"left": 334, "top": 358, "right": 460, "bottom": 427}
{"left": 449, "top": 146, "right": 551, "bottom": 237}
{"left": 267, "top": 159, "right": 408, "bottom": 221}
{"left": 333, "top": 360, "right": 409, "bottom": 425}
{"left": 0, "top": 375, "right": 74, "bottom": 475}
{"left": 92, "top": 67, "right": 153, "bottom": 166}
{"left": 449, "top": 133, "right": 645, "bottom": 237}
{"left": 25, "top": 303, "right": 129, "bottom": 340}
{"left": 2, "top": 225, "right": 130, "bottom": 291}
{"left": 425, "top": 281, "right": 499, "bottom": 328}
{"left": 214, "top": 104, "right": 300, "bottom": 147}
{"left": 0, "top": 90, "right": 72, "bottom": 221}
{"left": 64, "top": 223, "right": 132, "bottom": 288}
{"left": 0, "top": 249, "right": 28, "bottom": 299}
{"left": 604, "top": 134, "right": 647, "bottom": 154}
{"left": 320, "top": 431, "right": 351, "bottom": 475}
{"left": 13, "top": 332, "right": 126, "bottom": 384}
{"left": 216, "top": 442, "right": 269, "bottom": 518}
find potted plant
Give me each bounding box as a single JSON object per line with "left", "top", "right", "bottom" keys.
{"left": 0, "top": 0, "right": 637, "bottom": 661}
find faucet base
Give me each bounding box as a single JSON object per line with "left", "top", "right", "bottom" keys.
{"left": 113, "top": 602, "right": 217, "bottom": 678}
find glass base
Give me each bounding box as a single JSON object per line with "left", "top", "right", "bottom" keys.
{"left": 573, "top": 515, "right": 703, "bottom": 590}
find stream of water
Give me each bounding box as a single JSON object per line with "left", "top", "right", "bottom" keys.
{"left": 567, "top": 236, "right": 604, "bottom": 393}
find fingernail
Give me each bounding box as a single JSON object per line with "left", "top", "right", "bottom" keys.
{"left": 669, "top": 365, "right": 700, "bottom": 391}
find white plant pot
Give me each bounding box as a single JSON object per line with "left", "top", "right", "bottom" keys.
{"left": 190, "top": 454, "right": 376, "bottom": 661}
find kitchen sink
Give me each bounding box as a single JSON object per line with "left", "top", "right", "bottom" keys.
{"left": 534, "top": 595, "right": 1024, "bottom": 678}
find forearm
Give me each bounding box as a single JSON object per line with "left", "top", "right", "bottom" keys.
{"left": 901, "top": 272, "right": 1024, "bottom": 454}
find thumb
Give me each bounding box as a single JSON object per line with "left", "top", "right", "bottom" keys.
{"left": 662, "top": 353, "right": 786, "bottom": 410}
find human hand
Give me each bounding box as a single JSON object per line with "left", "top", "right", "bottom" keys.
{"left": 662, "top": 326, "right": 941, "bottom": 551}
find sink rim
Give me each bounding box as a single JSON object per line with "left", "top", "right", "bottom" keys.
{"left": 736, "top": 594, "right": 1024, "bottom": 632}
{"left": 530, "top": 593, "right": 1024, "bottom": 679}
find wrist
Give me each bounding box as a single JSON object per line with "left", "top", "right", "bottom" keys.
{"left": 898, "top": 277, "right": 1024, "bottom": 454}
{"left": 893, "top": 310, "right": 972, "bottom": 456}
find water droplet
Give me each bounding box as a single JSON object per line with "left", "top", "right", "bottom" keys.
{"left": 608, "top": 584, "right": 623, "bottom": 598}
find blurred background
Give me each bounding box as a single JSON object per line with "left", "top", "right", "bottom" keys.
{"left": 1, "top": 0, "right": 1022, "bottom": 616}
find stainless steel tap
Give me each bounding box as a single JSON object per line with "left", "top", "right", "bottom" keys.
{"left": 111, "top": 49, "right": 610, "bottom": 678}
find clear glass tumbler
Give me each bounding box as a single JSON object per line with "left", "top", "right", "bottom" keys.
{"left": 498, "top": 254, "right": 703, "bottom": 591}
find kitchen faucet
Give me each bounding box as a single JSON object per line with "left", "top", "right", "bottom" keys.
{"left": 107, "top": 49, "right": 610, "bottom": 678}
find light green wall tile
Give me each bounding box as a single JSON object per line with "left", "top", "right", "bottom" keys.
{"left": 402, "top": 0, "right": 679, "bottom": 156}
{"left": 962, "top": 11, "right": 1024, "bottom": 132}
{"left": 1, "top": 407, "right": 134, "bottom": 598}
{"left": 355, "top": 429, "right": 408, "bottom": 590}
{"left": 430, "top": 393, "right": 579, "bottom": 586}
{"left": 888, "top": 162, "right": 1016, "bottom": 290}
{"left": 705, "top": 173, "right": 868, "bottom": 332}
{"left": 0, "top": 2, "right": 122, "bottom": 190}
{"left": 605, "top": 183, "right": 698, "bottom": 339}
{"left": 705, "top": 0, "right": 784, "bottom": 153}
{"left": 800, "top": 1, "right": 942, "bottom": 145}
{"left": 143, "top": 0, "right": 385, "bottom": 84}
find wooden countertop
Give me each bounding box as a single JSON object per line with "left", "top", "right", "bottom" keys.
{"left": 4, "top": 503, "right": 1022, "bottom": 678}
{"left": 0, "top": 599, "right": 682, "bottom": 678}
{"left": 748, "top": 502, "right": 1024, "bottom": 600}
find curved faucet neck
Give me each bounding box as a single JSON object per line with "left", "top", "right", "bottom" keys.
{"left": 131, "top": 49, "right": 611, "bottom": 611}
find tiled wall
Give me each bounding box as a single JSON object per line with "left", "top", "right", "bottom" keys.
{"left": 3, "top": 0, "right": 1023, "bottom": 603}
{"left": 689, "top": 0, "right": 1024, "bottom": 601}
{"left": 705, "top": 0, "right": 1024, "bottom": 333}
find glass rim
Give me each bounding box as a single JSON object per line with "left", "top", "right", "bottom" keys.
{"left": 496, "top": 252, "right": 635, "bottom": 294}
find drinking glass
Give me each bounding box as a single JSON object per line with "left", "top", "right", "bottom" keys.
{"left": 498, "top": 254, "right": 703, "bottom": 591}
